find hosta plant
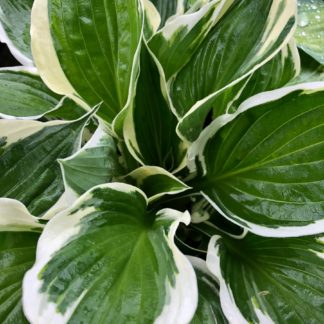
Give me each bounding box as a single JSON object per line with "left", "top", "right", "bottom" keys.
{"left": 0, "top": 0, "right": 323, "bottom": 323}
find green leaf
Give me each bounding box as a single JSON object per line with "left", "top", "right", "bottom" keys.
{"left": 178, "top": 41, "right": 300, "bottom": 140}
{"left": 23, "top": 183, "right": 197, "bottom": 323}
{"left": 60, "top": 126, "right": 122, "bottom": 196}
{"left": 295, "top": 0, "right": 324, "bottom": 65}
{"left": 289, "top": 50, "right": 324, "bottom": 85}
{"left": 171, "top": 0, "right": 296, "bottom": 139}
{"left": 143, "top": 0, "right": 161, "bottom": 40}
{"left": 0, "top": 0, "right": 33, "bottom": 65}
{"left": 189, "top": 85, "right": 324, "bottom": 236}
{"left": 124, "top": 45, "right": 186, "bottom": 172}
{"left": 126, "top": 166, "right": 190, "bottom": 202}
{"left": 189, "top": 256, "right": 227, "bottom": 324}
{"left": 149, "top": 0, "right": 228, "bottom": 79}
{"left": 33, "top": 0, "right": 144, "bottom": 126}
{"left": 207, "top": 233, "right": 324, "bottom": 323}
{"left": 0, "top": 68, "right": 67, "bottom": 119}
{"left": 0, "top": 231, "right": 39, "bottom": 324}
{"left": 0, "top": 112, "right": 94, "bottom": 217}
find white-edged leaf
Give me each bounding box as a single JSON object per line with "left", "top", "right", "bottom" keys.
{"left": 123, "top": 44, "right": 187, "bottom": 172}
{"left": 59, "top": 126, "right": 122, "bottom": 196}
{"left": 150, "top": 0, "right": 183, "bottom": 27}
{"left": 295, "top": 0, "right": 324, "bottom": 65}
{"left": 32, "top": 0, "right": 144, "bottom": 129}
{"left": 126, "top": 166, "right": 190, "bottom": 202}
{"left": 207, "top": 233, "right": 324, "bottom": 324}
{"left": 189, "top": 83, "right": 324, "bottom": 237}
{"left": 0, "top": 68, "right": 86, "bottom": 120}
{"left": 149, "top": 0, "right": 229, "bottom": 80}
{"left": 0, "top": 110, "right": 95, "bottom": 217}
{"left": 0, "top": 0, "right": 34, "bottom": 66}
{"left": 171, "top": 0, "right": 296, "bottom": 141}
{"left": 189, "top": 256, "right": 228, "bottom": 324}
{"left": 179, "top": 41, "right": 301, "bottom": 142}
{"left": 23, "top": 183, "right": 197, "bottom": 324}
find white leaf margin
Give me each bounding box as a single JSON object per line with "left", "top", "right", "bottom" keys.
{"left": 175, "top": 0, "right": 298, "bottom": 142}
{"left": 23, "top": 183, "right": 198, "bottom": 324}
{"left": 31, "top": 0, "right": 89, "bottom": 111}
{"left": 126, "top": 165, "right": 191, "bottom": 202}
{"left": 0, "top": 108, "right": 98, "bottom": 220}
{"left": 206, "top": 235, "right": 266, "bottom": 324}
{"left": 0, "top": 198, "right": 44, "bottom": 232}
{"left": 188, "top": 81, "right": 324, "bottom": 237}
{"left": 58, "top": 124, "right": 113, "bottom": 197}
{"left": 0, "top": 66, "right": 80, "bottom": 120}
{"left": 0, "top": 9, "right": 34, "bottom": 67}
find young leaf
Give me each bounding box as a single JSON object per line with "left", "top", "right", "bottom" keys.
{"left": 189, "top": 256, "right": 228, "bottom": 324}
{"left": 207, "top": 233, "right": 324, "bottom": 324}
{"left": 178, "top": 41, "right": 300, "bottom": 140}
{"left": 126, "top": 166, "right": 190, "bottom": 202}
{"left": 0, "top": 0, "right": 34, "bottom": 66}
{"left": 124, "top": 45, "right": 186, "bottom": 172}
{"left": 59, "top": 126, "right": 122, "bottom": 196}
{"left": 0, "top": 231, "right": 39, "bottom": 324}
{"left": 295, "top": 0, "right": 324, "bottom": 65}
{"left": 0, "top": 112, "right": 94, "bottom": 216}
{"left": 171, "top": 0, "right": 296, "bottom": 140}
{"left": 23, "top": 183, "right": 197, "bottom": 324}
{"left": 190, "top": 84, "right": 324, "bottom": 237}
{"left": 148, "top": 0, "right": 229, "bottom": 79}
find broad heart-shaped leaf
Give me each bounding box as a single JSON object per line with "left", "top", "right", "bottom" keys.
{"left": 207, "top": 233, "right": 324, "bottom": 324}
{"left": 126, "top": 166, "right": 190, "bottom": 202}
{"left": 189, "top": 256, "right": 227, "bottom": 324}
{"left": 0, "top": 0, "right": 33, "bottom": 66}
{"left": 0, "top": 231, "right": 39, "bottom": 324}
{"left": 189, "top": 85, "right": 324, "bottom": 237}
{"left": 59, "top": 126, "right": 122, "bottom": 196}
{"left": 40, "top": 0, "right": 143, "bottom": 126}
{"left": 124, "top": 45, "right": 186, "bottom": 172}
{"left": 148, "top": 0, "right": 228, "bottom": 80}
{"left": 0, "top": 68, "right": 84, "bottom": 119}
{"left": 295, "top": 0, "right": 324, "bottom": 65}
{"left": 178, "top": 40, "right": 301, "bottom": 142}
{"left": 23, "top": 183, "right": 197, "bottom": 324}
{"left": 0, "top": 112, "right": 94, "bottom": 217}
{"left": 170, "top": 0, "right": 296, "bottom": 120}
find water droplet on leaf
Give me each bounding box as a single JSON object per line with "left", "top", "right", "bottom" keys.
{"left": 298, "top": 13, "right": 309, "bottom": 27}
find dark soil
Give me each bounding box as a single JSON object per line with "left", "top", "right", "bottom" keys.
{"left": 0, "top": 43, "right": 20, "bottom": 67}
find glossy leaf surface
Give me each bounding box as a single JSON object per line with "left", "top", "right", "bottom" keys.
{"left": 0, "top": 114, "right": 92, "bottom": 216}
{"left": 296, "top": 0, "right": 324, "bottom": 64}
{"left": 47, "top": 0, "right": 143, "bottom": 124}
{"left": 207, "top": 233, "right": 324, "bottom": 323}
{"left": 0, "top": 0, "right": 33, "bottom": 65}
{"left": 60, "top": 127, "right": 121, "bottom": 196}
{"left": 191, "top": 89, "right": 324, "bottom": 236}
{"left": 23, "top": 183, "right": 197, "bottom": 324}
{"left": 124, "top": 46, "right": 186, "bottom": 171}
{"left": 0, "top": 232, "right": 39, "bottom": 324}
